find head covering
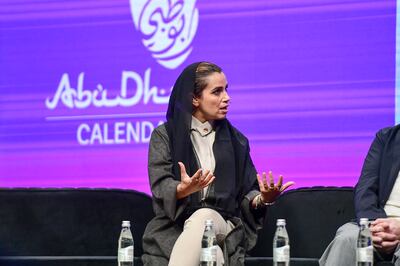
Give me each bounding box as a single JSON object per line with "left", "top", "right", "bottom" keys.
{"left": 166, "top": 62, "right": 200, "bottom": 180}
{"left": 165, "top": 62, "right": 257, "bottom": 217}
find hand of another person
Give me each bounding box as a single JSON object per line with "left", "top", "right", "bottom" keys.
{"left": 176, "top": 162, "right": 215, "bottom": 199}
{"left": 256, "top": 171, "right": 295, "bottom": 204}
{"left": 370, "top": 218, "right": 400, "bottom": 254}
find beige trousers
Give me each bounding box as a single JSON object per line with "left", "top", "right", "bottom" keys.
{"left": 168, "top": 208, "right": 234, "bottom": 266}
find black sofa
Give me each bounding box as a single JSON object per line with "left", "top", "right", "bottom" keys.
{"left": 0, "top": 188, "right": 153, "bottom": 266}
{"left": 0, "top": 187, "right": 393, "bottom": 266}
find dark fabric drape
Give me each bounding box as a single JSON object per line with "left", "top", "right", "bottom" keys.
{"left": 164, "top": 62, "right": 257, "bottom": 217}
{"left": 166, "top": 62, "right": 200, "bottom": 181}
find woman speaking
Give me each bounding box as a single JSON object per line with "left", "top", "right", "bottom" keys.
{"left": 142, "top": 62, "right": 293, "bottom": 266}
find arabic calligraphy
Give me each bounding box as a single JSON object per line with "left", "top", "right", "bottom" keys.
{"left": 130, "top": 0, "right": 199, "bottom": 69}
{"left": 45, "top": 68, "right": 170, "bottom": 109}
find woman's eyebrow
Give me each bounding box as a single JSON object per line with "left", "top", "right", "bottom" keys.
{"left": 212, "top": 86, "right": 224, "bottom": 91}
{"left": 212, "top": 83, "right": 228, "bottom": 90}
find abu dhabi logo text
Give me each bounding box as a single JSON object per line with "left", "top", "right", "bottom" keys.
{"left": 130, "top": 0, "right": 199, "bottom": 69}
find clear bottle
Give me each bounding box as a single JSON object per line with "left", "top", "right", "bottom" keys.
{"left": 118, "top": 220, "right": 134, "bottom": 266}
{"left": 357, "top": 218, "right": 373, "bottom": 266}
{"left": 273, "top": 219, "right": 290, "bottom": 266}
{"left": 200, "top": 219, "right": 217, "bottom": 266}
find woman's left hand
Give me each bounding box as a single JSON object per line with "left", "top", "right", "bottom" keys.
{"left": 257, "top": 171, "right": 295, "bottom": 204}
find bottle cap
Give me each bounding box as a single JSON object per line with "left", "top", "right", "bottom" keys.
{"left": 205, "top": 219, "right": 214, "bottom": 226}
{"left": 276, "top": 219, "right": 286, "bottom": 226}
{"left": 122, "top": 220, "right": 131, "bottom": 227}
{"left": 359, "top": 218, "right": 369, "bottom": 225}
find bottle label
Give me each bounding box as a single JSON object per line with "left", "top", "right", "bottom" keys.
{"left": 118, "top": 246, "right": 134, "bottom": 262}
{"left": 273, "top": 245, "right": 290, "bottom": 262}
{"left": 357, "top": 246, "right": 373, "bottom": 262}
{"left": 200, "top": 246, "right": 217, "bottom": 262}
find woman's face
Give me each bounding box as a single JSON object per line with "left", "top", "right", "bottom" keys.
{"left": 192, "top": 72, "right": 230, "bottom": 122}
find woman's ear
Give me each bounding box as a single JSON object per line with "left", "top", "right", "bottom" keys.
{"left": 192, "top": 96, "right": 199, "bottom": 107}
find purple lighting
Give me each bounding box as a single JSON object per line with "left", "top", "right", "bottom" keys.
{"left": 0, "top": 0, "right": 396, "bottom": 194}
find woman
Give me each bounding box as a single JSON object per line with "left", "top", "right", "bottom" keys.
{"left": 142, "top": 62, "right": 293, "bottom": 266}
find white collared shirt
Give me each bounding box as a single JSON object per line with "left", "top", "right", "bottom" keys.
{"left": 190, "top": 116, "right": 216, "bottom": 197}
{"left": 384, "top": 171, "right": 400, "bottom": 218}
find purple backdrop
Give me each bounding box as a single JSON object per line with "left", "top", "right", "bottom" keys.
{"left": 0, "top": 0, "right": 396, "bottom": 194}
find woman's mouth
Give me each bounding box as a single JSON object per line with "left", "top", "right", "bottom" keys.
{"left": 219, "top": 106, "right": 229, "bottom": 113}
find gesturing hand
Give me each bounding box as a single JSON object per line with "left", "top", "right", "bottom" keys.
{"left": 176, "top": 162, "right": 215, "bottom": 199}
{"left": 257, "top": 171, "right": 295, "bottom": 204}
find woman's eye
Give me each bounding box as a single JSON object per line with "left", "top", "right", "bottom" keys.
{"left": 212, "top": 89, "right": 222, "bottom": 95}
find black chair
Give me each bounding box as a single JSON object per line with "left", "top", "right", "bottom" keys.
{"left": 248, "top": 187, "right": 356, "bottom": 265}
{"left": 0, "top": 188, "right": 154, "bottom": 266}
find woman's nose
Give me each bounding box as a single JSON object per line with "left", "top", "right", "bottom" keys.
{"left": 224, "top": 91, "right": 230, "bottom": 102}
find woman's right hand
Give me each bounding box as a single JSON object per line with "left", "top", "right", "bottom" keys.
{"left": 176, "top": 162, "right": 215, "bottom": 199}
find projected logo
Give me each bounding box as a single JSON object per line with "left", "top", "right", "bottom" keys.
{"left": 45, "top": 0, "right": 199, "bottom": 146}
{"left": 130, "top": 0, "right": 199, "bottom": 69}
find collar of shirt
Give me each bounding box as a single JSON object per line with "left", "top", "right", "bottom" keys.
{"left": 191, "top": 116, "right": 214, "bottom": 137}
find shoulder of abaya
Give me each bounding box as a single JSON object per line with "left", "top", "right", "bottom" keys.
{"left": 152, "top": 123, "right": 169, "bottom": 141}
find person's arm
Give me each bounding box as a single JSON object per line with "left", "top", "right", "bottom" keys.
{"left": 148, "top": 126, "right": 187, "bottom": 221}
{"left": 238, "top": 141, "right": 292, "bottom": 249}
{"left": 148, "top": 125, "right": 215, "bottom": 220}
{"left": 354, "top": 129, "right": 387, "bottom": 219}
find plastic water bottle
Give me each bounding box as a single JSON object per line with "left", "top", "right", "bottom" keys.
{"left": 273, "top": 219, "right": 290, "bottom": 266}
{"left": 200, "top": 219, "right": 217, "bottom": 266}
{"left": 118, "top": 220, "right": 134, "bottom": 266}
{"left": 357, "top": 218, "right": 373, "bottom": 266}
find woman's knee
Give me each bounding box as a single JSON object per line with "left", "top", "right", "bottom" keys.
{"left": 184, "top": 208, "right": 225, "bottom": 231}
